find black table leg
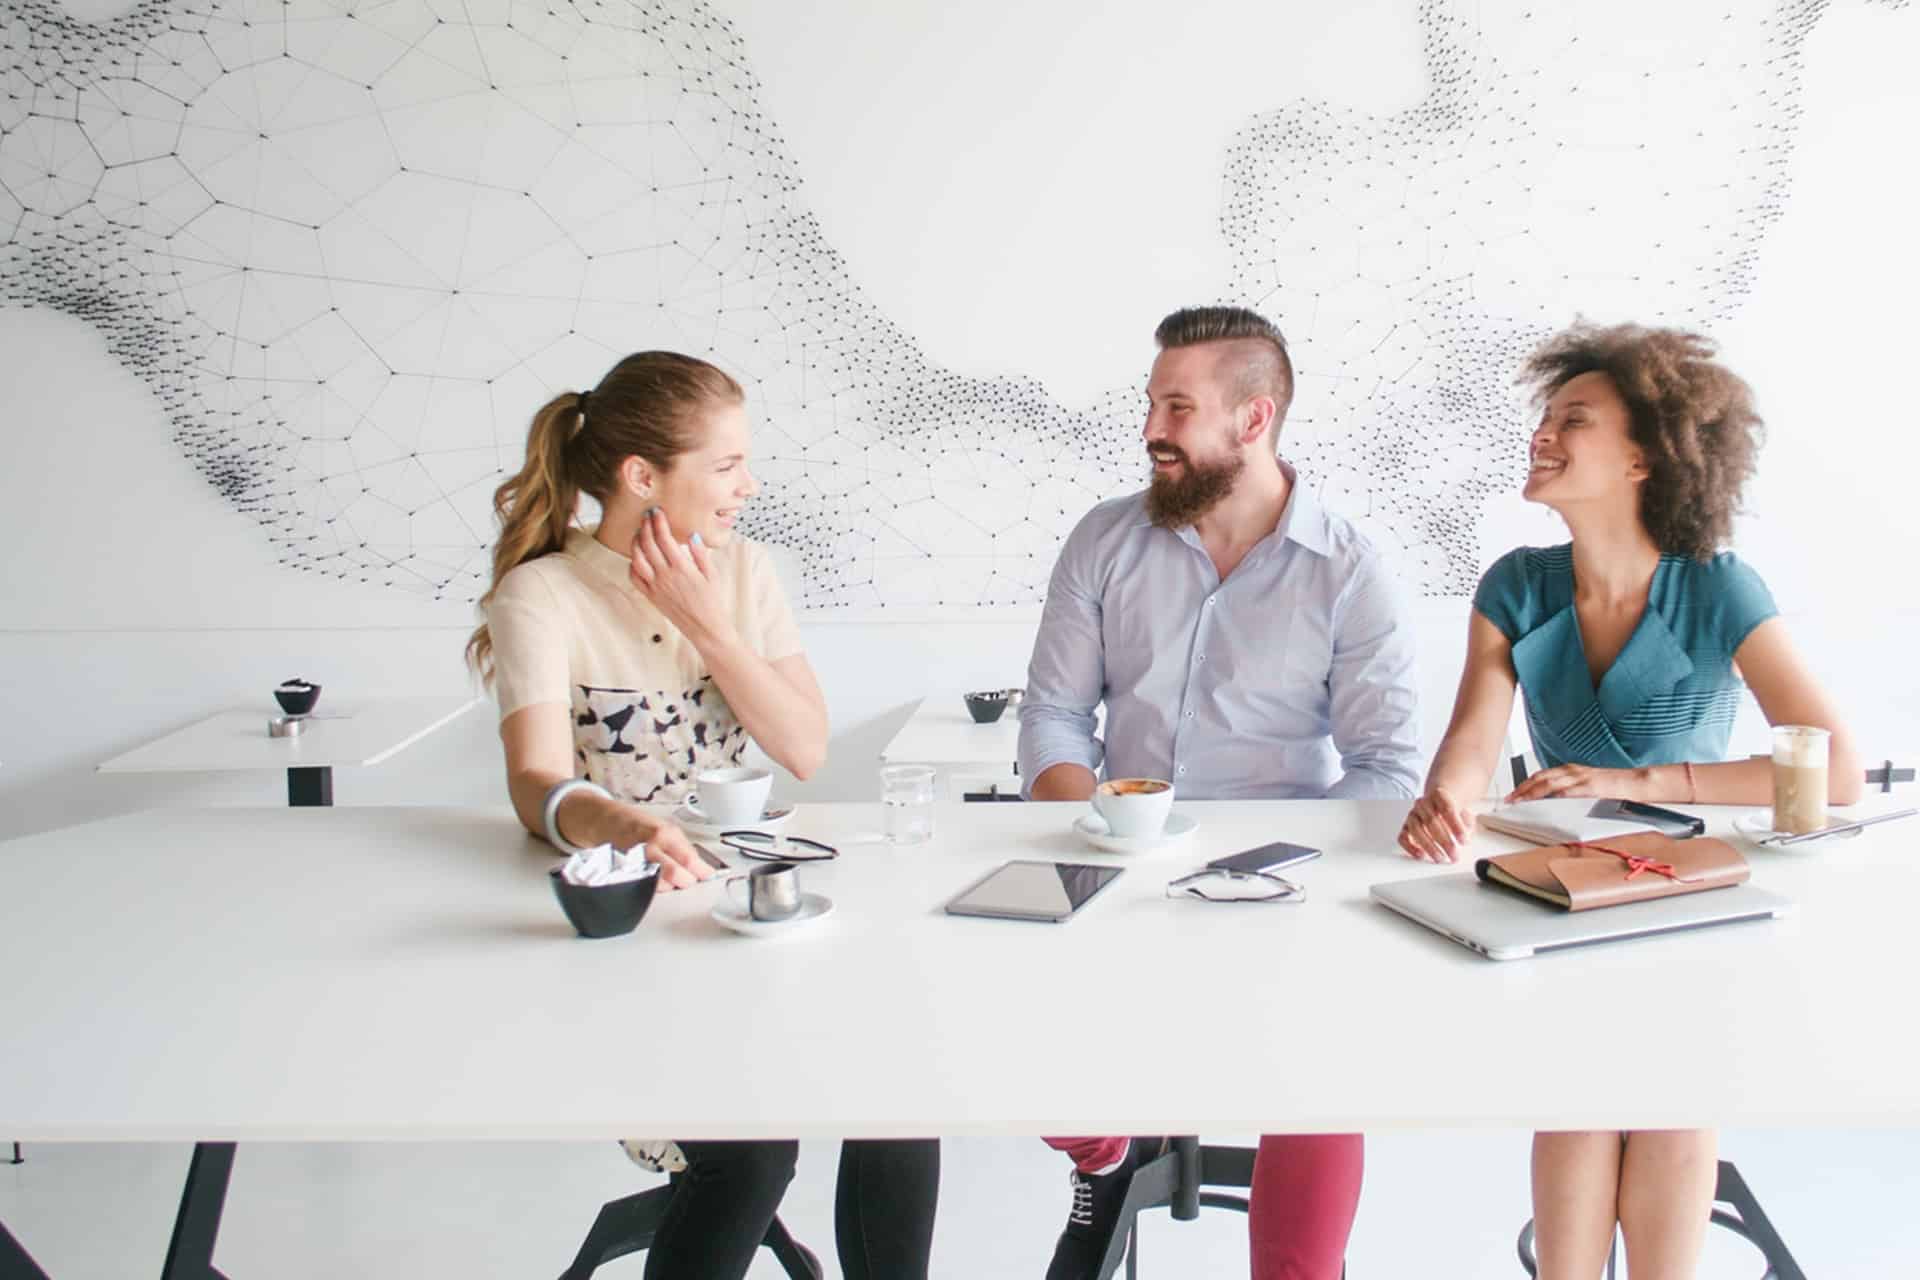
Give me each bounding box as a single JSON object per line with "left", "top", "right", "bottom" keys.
{"left": 287, "top": 766, "right": 333, "bottom": 807}
{"left": 0, "top": 1142, "right": 237, "bottom": 1280}
{"left": 2, "top": 1135, "right": 47, "bottom": 1278}
{"left": 2, "top": 1219, "right": 53, "bottom": 1280}
{"left": 160, "top": 1142, "right": 235, "bottom": 1280}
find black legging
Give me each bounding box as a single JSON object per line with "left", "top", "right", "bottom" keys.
{"left": 643, "top": 1138, "right": 940, "bottom": 1280}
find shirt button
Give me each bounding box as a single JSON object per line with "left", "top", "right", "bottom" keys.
{"left": 1196, "top": 654, "right": 1206, "bottom": 663}
{"left": 1177, "top": 765, "right": 1188, "bottom": 775}
{"left": 1185, "top": 711, "right": 1194, "bottom": 719}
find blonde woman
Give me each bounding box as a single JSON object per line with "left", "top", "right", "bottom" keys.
{"left": 468, "top": 351, "right": 937, "bottom": 1280}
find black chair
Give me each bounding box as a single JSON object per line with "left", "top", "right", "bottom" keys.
{"left": 1083, "top": 1137, "right": 1345, "bottom": 1280}
{"left": 1516, "top": 1159, "right": 1803, "bottom": 1279}
{"left": 558, "top": 1183, "right": 822, "bottom": 1279}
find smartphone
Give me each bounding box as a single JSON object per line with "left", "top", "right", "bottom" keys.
{"left": 1596, "top": 799, "right": 1706, "bottom": 838}
{"left": 1206, "top": 840, "right": 1322, "bottom": 874}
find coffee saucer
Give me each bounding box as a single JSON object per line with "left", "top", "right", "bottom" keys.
{"left": 672, "top": 803, "right": 795, "bottom": 840}
{"left": 1730, "top": 809, "right": 1864, "bottom": 849}
{"left": 1073, "top": 811, "right": 1198, "bottom": 855}
{"left": 710, "top": 891, "right": 834, "bottom": 938}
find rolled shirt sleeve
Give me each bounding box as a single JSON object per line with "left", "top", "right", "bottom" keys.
{"left": 1017, "top": 518, "right": 1107, "bottom": 795}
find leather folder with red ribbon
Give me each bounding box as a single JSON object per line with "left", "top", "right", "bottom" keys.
{"left": 1474, "top": 832, "right": 1749, "bottom": 911}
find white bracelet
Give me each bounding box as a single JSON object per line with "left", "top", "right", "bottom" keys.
{"left": 542, "top": 778, "right": 612, "bottom": 853}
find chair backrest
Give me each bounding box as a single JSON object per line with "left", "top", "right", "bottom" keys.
{"left": 1861, "top": 753, "right": 1917, "bottom": 796}
{"left": 1499, "top": 723, "right": 1538, "bottom": 798}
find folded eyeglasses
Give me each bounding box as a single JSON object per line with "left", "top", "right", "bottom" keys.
{"left": 1164, "top": 866, "right": 1306, "bottom": 904}
{"left": 718, "top": 830, "right": 839, "bottom": 862}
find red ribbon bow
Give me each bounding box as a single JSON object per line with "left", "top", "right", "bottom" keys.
{"left": 1565, "top": 841, "right": 1698, "bottom": 883}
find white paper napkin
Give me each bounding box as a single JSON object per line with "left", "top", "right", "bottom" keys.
{"left": 559, "top": 843, "right": 658, "bottom": 886}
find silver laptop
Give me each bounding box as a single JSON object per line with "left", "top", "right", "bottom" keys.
{"left": 1370, "top": 873, "right": 1794, "bottom": 961}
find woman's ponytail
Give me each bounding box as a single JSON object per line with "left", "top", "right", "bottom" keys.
{"left": 466, "top": 352, "right": 743, "bottom": 682}
{"left": 465, "top": 391, "right": 587, "bottom": 679}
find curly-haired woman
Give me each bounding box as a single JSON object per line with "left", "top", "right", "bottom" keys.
{"left": 1398, "top": 322, "right": 1858, "bottom": 1279}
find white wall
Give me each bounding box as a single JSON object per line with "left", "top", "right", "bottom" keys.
{"left": 4, "top": 0, "right": 1920, "bottom": 838}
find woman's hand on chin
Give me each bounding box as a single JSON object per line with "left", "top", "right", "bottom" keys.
{"left": 1503, "top": 763, "right": 1647, "bottom": 804}
{"left": 629, "top": 508, "right": 737, "bottom": 651}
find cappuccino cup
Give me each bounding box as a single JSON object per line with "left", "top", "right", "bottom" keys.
{"left": 684, "top": 766, "right": 773, "bottom": 827}
{"left": 728, "top": 861, "right": 802, "bottom": 922}
{"left": 1092, "top": 777, "right": 1175, "bottom": 838}
{"left": 1771, "top": 725, "right": 1830, "bottom": 835}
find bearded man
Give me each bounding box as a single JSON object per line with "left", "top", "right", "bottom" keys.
{"left": 1016, "top": 305, "right": 1421, "bottom": 1280}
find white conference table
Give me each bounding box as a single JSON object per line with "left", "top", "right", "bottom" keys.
{"left": 5, "top": 797, "right": 1917, "bottom": 1142}
{"left": 2, "top": 797, "right": 1915, "bottom": 1277}
{"left": 96, "top": 696, "right": 479, "bottom": 807}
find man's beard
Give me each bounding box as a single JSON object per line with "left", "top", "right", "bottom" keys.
{"left": 1146, "top": 447, "right": 1244, "bottom": 528}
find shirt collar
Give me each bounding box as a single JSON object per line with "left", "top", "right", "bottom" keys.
{"left": 1132, "top": 460, "right": 1331, "bottom": 557}
{"left": 564, "top": 525, "right": 634, "bottom": 589}
{"left": 1271, "top": 461, "right": 1330, "bottom": 556}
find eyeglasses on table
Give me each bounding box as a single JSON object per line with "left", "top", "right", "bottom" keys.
{"left": 1164, "top": 867, "right": 1306, "bottom": 904}
{"left": 718, "top": 831, "right": 840, "bottom": 862}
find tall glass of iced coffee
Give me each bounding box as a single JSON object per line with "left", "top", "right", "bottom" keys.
{"left": 1771, "top": 725, "right": 1831, "bottom": 835}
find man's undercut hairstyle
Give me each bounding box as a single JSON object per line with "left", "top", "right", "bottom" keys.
{"left": 1154, "top": 306, "right": 1296, "bottom": 429}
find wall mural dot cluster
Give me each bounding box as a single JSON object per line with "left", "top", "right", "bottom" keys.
{"left": 1215, "top": 0, "right": 1909, "bottom": 593}
{"left": 0, "top": 0, "right": 1906, "bottom": 607}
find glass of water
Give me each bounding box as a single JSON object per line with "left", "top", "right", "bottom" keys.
{"left": 880, "top": 765, "right": 936, "bottom": 845}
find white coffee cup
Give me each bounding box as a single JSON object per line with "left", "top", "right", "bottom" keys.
{"left": 1091, "top": 777, "right": 1176, "bottom": 838}
{"left": 684, "top": 766, "right": 773, "bottom": 827}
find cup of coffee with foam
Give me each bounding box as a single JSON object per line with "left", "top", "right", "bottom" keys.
{"left": 1091, "top": 777, "right": 1175, "bottom": 838}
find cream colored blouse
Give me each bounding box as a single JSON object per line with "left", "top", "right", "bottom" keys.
{"left": 485, "top": 527, "right": 804, "bottom": 805}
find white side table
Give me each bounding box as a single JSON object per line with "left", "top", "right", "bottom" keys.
{"left": 882, "top": 695, "right": 1108, "bottom": 799}
{"left": 97, "top": 695, "right": 480, "bottom": 807}
{"left": 879, "top": 695, "right": 1023, "bottom": 799}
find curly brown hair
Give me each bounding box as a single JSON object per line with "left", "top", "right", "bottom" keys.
{"left": 1517, "top": 322, "right": 1764, "bottom": 560}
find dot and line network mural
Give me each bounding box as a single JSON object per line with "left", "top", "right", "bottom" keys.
{"left": 1, "top": 0, "right": 1905, "bottom": 608}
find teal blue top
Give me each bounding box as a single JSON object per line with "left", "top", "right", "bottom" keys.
{"left": 1473, "top": 545, "right": 1778, "bottom": 770}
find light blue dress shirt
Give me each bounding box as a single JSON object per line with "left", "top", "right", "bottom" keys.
{"left": 1018, "top": 468, "right": 1422, "bottom": 800}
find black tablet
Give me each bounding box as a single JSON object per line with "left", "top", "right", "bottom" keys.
{"left": 944, "top": 860, "right": 1125, "bottom": 923}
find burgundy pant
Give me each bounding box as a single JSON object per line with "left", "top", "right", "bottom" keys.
{"left": 1044, "top": 1134, "right": 1364, "bottom": 1280}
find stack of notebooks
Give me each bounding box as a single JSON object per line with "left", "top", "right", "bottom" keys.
{"left": 1475, "top": 799, "right": 1746, "bottom": 911}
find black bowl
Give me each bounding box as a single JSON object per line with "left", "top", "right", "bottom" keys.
{"left": 963, "top": 691, "right": 1010, "bottom": 724}
{"left": 549, "top": 867, "right": 660, "bottom": 939}
{"left": 273, "top": 682, "right": 322, "bottom": 716}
